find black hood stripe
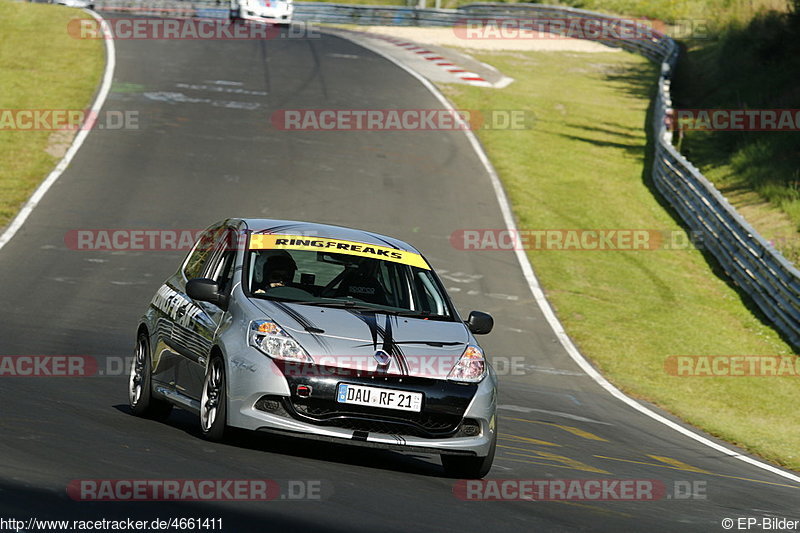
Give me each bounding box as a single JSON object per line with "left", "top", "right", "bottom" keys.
{"left": 383, "top": 315, "right": 409, "bottom": 375}
{"left": 346, "top": 310, "right": 408, "bottom": 375}
{"left": 270, "top": 301, "right": 329, "bottom": 351}
{"left": 271, "top": 301, "right": 315, "bottom": 330}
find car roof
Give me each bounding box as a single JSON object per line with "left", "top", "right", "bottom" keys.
{"left": 238, "top": 219, "right": 422, "bottom": 254}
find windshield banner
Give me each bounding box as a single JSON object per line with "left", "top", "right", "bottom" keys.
{"left": 250, "top": 234, "right": 430, "bottom": 270}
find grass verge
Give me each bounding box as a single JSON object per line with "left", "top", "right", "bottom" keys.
{"left": 0, "top": 0, "right": 104, "bottom": 229}
{"left": 672, "top": 10, "right": 800, "bottom": 261}
{"left": 556, "top": 0, "right": 789, "bottom": 26}
{"left": 439, "top": 49, "right": 799, "bottom": 470}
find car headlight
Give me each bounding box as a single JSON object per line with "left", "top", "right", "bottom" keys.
{"left": 249, "top": 320, "right": 312, "bottom": 363}
{"left": 447, "top": 345, "right": 486, "bottom": 383}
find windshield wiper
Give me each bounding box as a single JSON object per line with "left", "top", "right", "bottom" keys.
{"left": 396, "top": 340, "right": 464, "bottom": 347}
{"left": 254, "top": 294, "right": 305, "bottom": 303}
{"left": 388, "top": 310, "right": 453, "bottom": 320}
{"left": 390, "top": 310, "right": 431, "bottom": 317}
{"left": 298, "top": 300, "right": 379, "bottom": 312}
{"left": 298, "top": 300, "right": 448, "bottom": 319}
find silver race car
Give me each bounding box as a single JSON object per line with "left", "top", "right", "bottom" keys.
{"left": 129, "top": 219, "right": 496, "bottom": 477}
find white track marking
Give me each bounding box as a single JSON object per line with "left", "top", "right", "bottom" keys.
{"left": 0, "top": 10, "right": 116, "bottom": 252}
{"left": 333, "top": 30, "right": 800, "bottom": 485}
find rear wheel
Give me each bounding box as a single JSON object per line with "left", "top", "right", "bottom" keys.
{"left": 441, "top": 430, "right": 496, "bottom": 479}
{"left": 129, "top": 332, "right": 172, "bottom": 420}
{"left": 200, "top": 356, "right": 228, "bottom": 441}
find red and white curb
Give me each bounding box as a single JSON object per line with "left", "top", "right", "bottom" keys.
{"left": 366, "top": 34, "right": 493, "bottom": 87}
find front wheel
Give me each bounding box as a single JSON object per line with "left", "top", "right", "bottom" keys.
{"left": 129, "top": 332, "right": 172, "bottom": 420}
{"left": 200, "top": 356, "right": 228, "bottom": 441}
{"left": 441, "top": 431, "right": 496, "bottom": 479}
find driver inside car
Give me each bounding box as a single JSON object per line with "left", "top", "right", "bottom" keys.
{"left": 254, "top": 252, "right": 297, "bottom": 293}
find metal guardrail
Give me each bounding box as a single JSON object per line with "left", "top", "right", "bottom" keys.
{"left": 643, "top": 32, "right": 800, "bottom": 348}
{"left": 92, "top": 0, "right": 800, "bottom": 345}
{"left": 93, "top": 0, "right": 225, "bottom": 17}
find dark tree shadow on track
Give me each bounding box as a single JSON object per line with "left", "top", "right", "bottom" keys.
{"left": 112, "top": 404, "right": 445, "bottom": 478}
{"left": 0, "top": 480, "right": 363, "bottom": 533}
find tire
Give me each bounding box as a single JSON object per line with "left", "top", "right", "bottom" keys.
{"left": 441, "top": 429, "right": 496, "bottom": 479}
{"left": 200, "top": 355, "right": 228, "bottom": 441}
{"left": 129, "top": 332, "right": 173, "bottom": 420}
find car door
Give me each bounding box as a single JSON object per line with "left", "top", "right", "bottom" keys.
{"left": 149, "top": 225, "right": 226, "bottom": 389}
{"left": 173, "top": 225, "right": 238, "bottom": 400}
{"left": 149, "top": 278, "right": 184, "bottom": 389}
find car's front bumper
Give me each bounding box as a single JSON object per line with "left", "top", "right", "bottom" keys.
{"left": 241, "top": 6, "right": 293, "bottom": 21}
{"left": 255, "top": 423, "right": 493, "bottom": 457}
{"left": 225, "top": 351, "right": 497, "bottom": 456}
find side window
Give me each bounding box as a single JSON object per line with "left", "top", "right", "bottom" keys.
{"left": 376, "top": 261, "right": 405, "bottom": 308}
{"left": 211, "top": 251, "right": 236, "bottom": 294}
{"left": 183, "top": 224, "right": 229, "bottom": 280}
{"left": 413, "top": 271, "right": 446, "bottom": 315}
{"left": 202, "top": 226, "right": 239, "bottom": 289}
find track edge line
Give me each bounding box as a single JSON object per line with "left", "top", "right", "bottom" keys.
{"left": 0, "top": 9, "right": 116, "bottom": 252}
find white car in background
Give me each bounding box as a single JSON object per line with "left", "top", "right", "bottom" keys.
{"left": 53, "top": 0, "right": 95, "bottom": 9}
{"left": 230, "top": 0, "right": 293, "bottom": 24}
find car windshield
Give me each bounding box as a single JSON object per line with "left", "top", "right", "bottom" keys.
{"left": 245, "top": 234, "right": 453, "bottom": 319}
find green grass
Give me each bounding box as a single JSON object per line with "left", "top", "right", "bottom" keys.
{"left": 439, "top": 49, "right": 800, "bottom": 470}
{"left": 0, "top": 0, "right": 104, "bottom": 229}
{"left": 672, "top": 10, "right": 800, "bottom": 256}
{"left": 554, "top": 0, "right": 790, "bottom": 26}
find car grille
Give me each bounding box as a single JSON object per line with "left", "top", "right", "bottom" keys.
{"left": 255, "top": 395, "right": 464, "bottom": 438}
{"left": 294, "top": 399, "right": 459, "bottom": 435}
{"left": 313, "top": 418, "right": 442, "bottom": 438}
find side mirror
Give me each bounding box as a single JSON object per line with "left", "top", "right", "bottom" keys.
{"left": 466, "top": 311, "right": 493, "bottom": 335}
{"left": 186, "top": 278, "right": 227, "bottom": 308}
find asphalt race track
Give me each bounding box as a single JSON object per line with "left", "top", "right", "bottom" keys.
{"left": 0, "top": 19, "right": 798, "bottom": 532}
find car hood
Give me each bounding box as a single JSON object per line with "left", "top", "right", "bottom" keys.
{"left": 249, "top": 299, "right": 469, "bottom": 379}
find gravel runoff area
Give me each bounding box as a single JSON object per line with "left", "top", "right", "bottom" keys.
{"left": 351, "top": 25, "right": 622, "bottom": 52}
